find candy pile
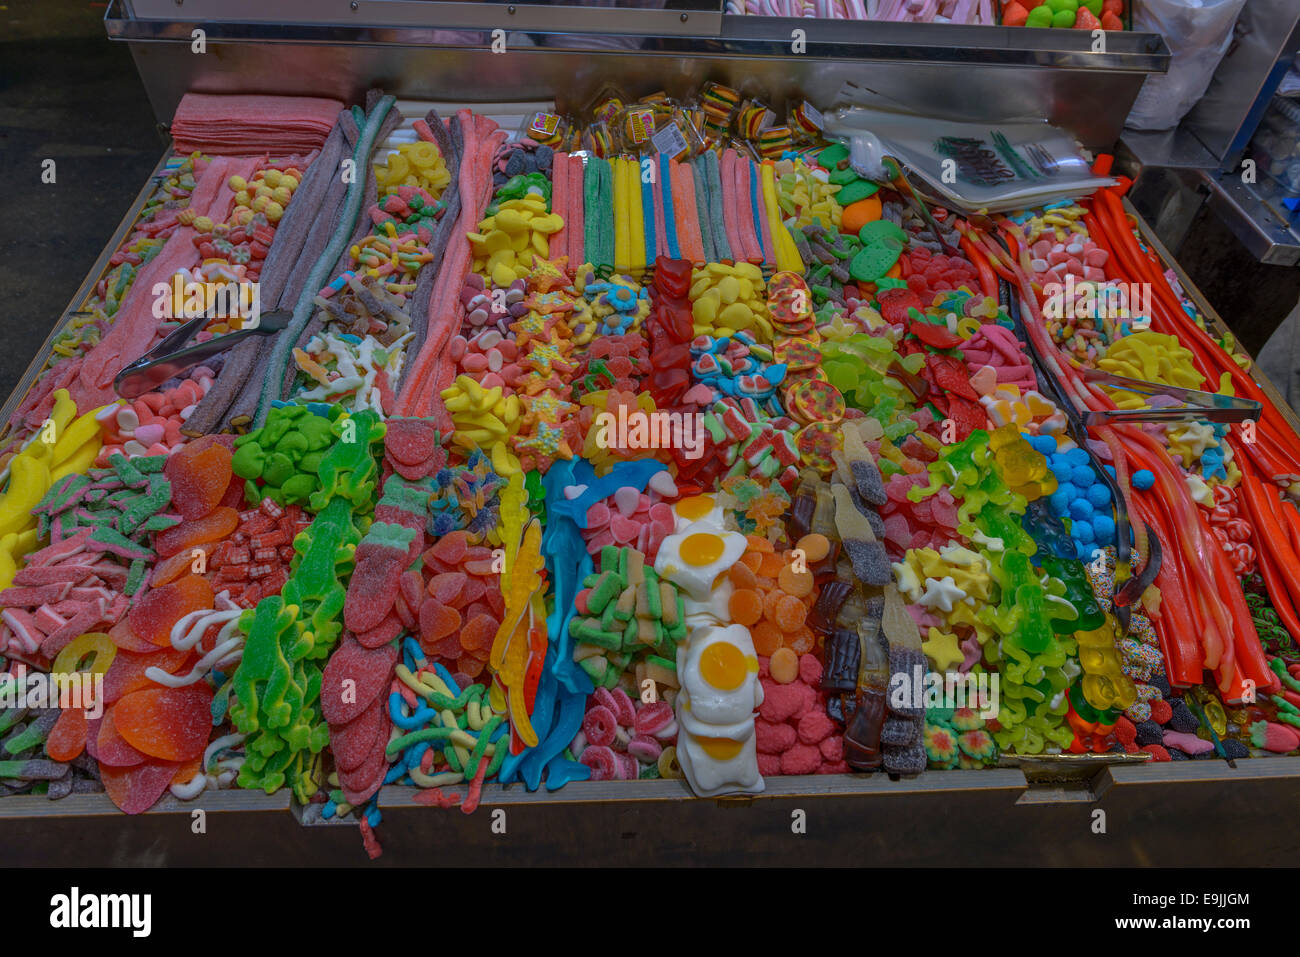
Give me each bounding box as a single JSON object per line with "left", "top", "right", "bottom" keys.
{"left": 3, "top": 89, "right": 1300, "bottom": 851}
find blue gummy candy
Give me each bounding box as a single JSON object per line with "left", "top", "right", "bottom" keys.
{"left": 1071, "top": 465, "right": 1096, "bottom": 488}
{"left": 1104, "top": 464, "right": 1117, "bottom": 478}
{"left": 1073, "top": 519, "right": 1095, "bottom": 543}
{"left": 1086, "top": 483, "right": 1111, "bottom": 508}
{"left": 1092, "top": 515, "right": 1116, "bottom": 542}
{"left": 1133, "top": 469, "right": 1155, "bottom": 490}
{"left": 1029, "top": 435, "right": 1057, "bottom": 455}
{"left": 1049, "top": 485, "right": 1073, "bottom": 517}
{"left": 1069, "top": 497, "right": 1094, "bottom": 521}
{"left": 1064, "top": 447, "right": 1090, "bottom": 466}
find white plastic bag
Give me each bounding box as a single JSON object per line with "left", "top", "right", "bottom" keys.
{"left": 1126, "top": 0, "right": 1246, "bottom": 131}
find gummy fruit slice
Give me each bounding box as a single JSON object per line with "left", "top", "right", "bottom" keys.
{"left": 128, "top": 574, "right": 215, "bottom": 647}
{"left": 113, "top": 685, "right": 215, "bottom": 762}
{"left": 101, "top": 760, "right": 182, "bottom": 815}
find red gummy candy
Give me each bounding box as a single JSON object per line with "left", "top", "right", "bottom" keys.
{"left": 927, "top": 354, "right": 978, "bottom": 400}
{"left": 101, "top": 759, "right": 182, "bottom": 814}
{"left": 819, "top": 735, "right": 844, "bottom": 762}
{"left": 578, "top": 744, "right": 617, "bottom": 781}
{"left": 166, "top": 442, "right": 233, "bottom": 520}
{"left": 154, "top": 507, "right": 239, "bottom": 558}
{"left": 796, "top": 709, "right": 835, "bottom": 745}
{"left": 945, "top": 395, "right": 987, "bottom": 440}
{"left": 756, "top": 719, "right": 797, "bottom": 755}
{"left": 428, "top": 530, "right": 469, "bottom": 565}
{"left": 331, "top": 698, "right": 386, "bottom": 772}
{"left": 113, "top": 685, "right": 214, "bottom": 761}
{"left": 149, "top": 543, "right": 215, "bottom": 589}
{"left": 385, "top": 418, "right": 441, "bottom": 467}
{"left": 343, "top": 546, "right": 406, "bottom": 632}
{"left": 427, "top": 572, "right": 469, "bottom": 605}
{"left": 128, "top": 574, "right": 214, "bottom": 647}
{"left": 877, "top": 288, "right": 924, "bottom": 324}
{"left": 910, "top": 321, "right": 965, "bottom": 351}
{"left": 582, "top": 705, "right": 617, "bottom": 747}
{"left": 321, "top": 638, "right": 399, "bottom": 725}
{"left": 779, "top": 742, "right": 822, "bottom": 775}
{"left": 46, "top": 707, "right": 87, "bottom": 762}
{"left": 419, "top": 600, "right": 462, "bottom": 645}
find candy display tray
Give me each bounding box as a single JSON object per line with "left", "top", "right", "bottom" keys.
{"left": 1, "top": 145, "right": 1299, "bottom": 866}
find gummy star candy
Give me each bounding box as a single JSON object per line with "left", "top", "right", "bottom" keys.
{"left": 922, "top": 627, "right": 965, "bottom": 673}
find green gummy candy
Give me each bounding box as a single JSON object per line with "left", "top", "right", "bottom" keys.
{"left": 231, "top": 442, "right": 267, "bottom": 479}
{"left": 818, "top": 144, "right": 849, "bottom": 167}
{"left": 280, "top": 473, "right": 316, "bottom": 505}
{"left": 298, "top": 415, "right": 335, "bottom": 451}
{"left": 1046, "top": 0, "right": 1077, "bottom": 11}
{"left": 828, "top": 166, "right": 859, "bottom": 186}
{"left": 276, "top": 430, "right": 309, "bottom": 457}
{"left": 1082, "top": 0, "right": 1101, "bottom": 11}
{"left": 1025, "top": 4, "right": 1054, "bottom": 25}
{"left": 299, "top": 451, "right": 324, "bottom": 473}
{"left": 835, "top": 179, "right": 879, "bottom": 205}
{"left": 858, "top": 220, "right": 908, "bottom": 245}
{"left": 849, "top": 243, "right": 902, "bottom": 282}
{"left": 1051, "top": 8, "right": 1076, "bottom": 25}
{"left": 262, "top": 452, "right": 296, "bottom": 488}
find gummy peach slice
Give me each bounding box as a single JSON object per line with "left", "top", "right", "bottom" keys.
{"left": 46, "top": 707, "right": 87, "bottom": 762}
{"left": 129, "top": 574, "right": 215, "bottom": 647}
{"left": 154, "top": 506, "right": 239, "bottom": 558}
{"left": 101, "top": 760, "right": 182, "bottom": 815}
{"left": 113, "top": 685, "right": 214, "bottom": 762}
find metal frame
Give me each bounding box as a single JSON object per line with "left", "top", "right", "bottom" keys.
{"left": 103, "top": 0, "right": 1168, "bottom": 150}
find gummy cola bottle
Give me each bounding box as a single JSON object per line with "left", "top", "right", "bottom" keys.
{"left": 840, "top": 589, "right": 889, "bottom": 771}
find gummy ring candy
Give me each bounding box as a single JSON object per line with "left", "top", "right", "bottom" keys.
{"left": 785, "top": 378, "right": 845, "bottom": 425}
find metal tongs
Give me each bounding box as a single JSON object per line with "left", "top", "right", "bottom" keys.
{"left": 1077, "top": 366, "right": 1262, "bottom": 427}
{"left": 113, "top": 308, "right": 292, "bottom": 399}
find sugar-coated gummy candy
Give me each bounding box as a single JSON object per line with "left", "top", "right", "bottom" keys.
{"left": 166, "top": 442, "right": 233, "bottom": 521}
{"left": 101, "top": 759, "right": 183, "bottom": 815}
{"left": 579, "top": 744, "right": 618, "bottom": 781}
{"left": 769, "top": 647, "right": 799, "bottom": 684}
{"left": 128, "top": 574, "right": 215, "bottom": 647}
{"left": 756, "top": 719, "right": 797, "bottom": 754}
{"left": 95, "top": 708, "right": 149, "bottom": 767}
{"left": 113, "top": 685, "right": 214, "bottom": 762}
{"left": 582, "top": 704, "right": 617, "bottom": 747}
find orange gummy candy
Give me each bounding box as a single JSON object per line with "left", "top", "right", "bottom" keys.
{"left": 796, "top": 533, "right": 830, "bottom": 563}
{"left": 774, "top": 595, "right": 808, "bottom": 633}
{"left": 777, "top": 564, "right": 815, "bottom": 598}
{"left": 166, "top": 442, "right": 233, "bottom": 521}
{"left": 728, "top": 562, "right": 758, "bottom": 590}
{"left": 103, "top": 646, "right": 195, "bottom": 703}
{"left": 458, "top": 655, "right": 487, "bottom": 679}
{"left": 154, "top": 506, "right": 238, "bottom": 558}
{"left": 113, "top": 685, "right": 214, "bottom": 762}
{"left": 752, "top": 621, "right": 784, "bottom": 657}
{"left": 769, "top": 647, "right": 799, "bottom": 684}
{"left": 740, "top": 552, "right": 763, "bottom": 573}
{"left": 783, "top": 626, "right": 815, "bottom": 654}
{"left": 762, "top": 588, "right": 785, "bottom": 623}
{"left": 128, "top": 574, "right": 215, "bottom": 647}
{"left": 758, "top": 552, "right": 786, "bottom": 578}
{"left": 744, "top": 535, "right": 774, "bottom": 554}
{"left": 46, "top": 707, "right": 87, "bottom": 762}
{"left": 728, "top": 588, "right": 763, "bottom": 627}
{"left": 149, "top": 543, "right": 216, "bottom": 588}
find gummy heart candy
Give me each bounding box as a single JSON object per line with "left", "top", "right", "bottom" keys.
{"left": 128, "top": 574, "right": 215, "bottom": 647}
{"left": 113, "top": 685, "right": 215, "bottom": 762}
{"left": 101, "top": 759, "right": 182, "bottom": 815}
{"left": 166, "top": 441, "right": 234, "bottom": 520}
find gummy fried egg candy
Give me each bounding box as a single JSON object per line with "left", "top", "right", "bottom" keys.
{"left": 669, "top": 493, "right": 725, "bottom": 533}
{"left": 654, "top": 526, "right": 746, "bottom": 601}
{"left": 676, "top": 688, "right": 764, "bottom": 797}
{"left": 682, "top": 577, "right": 734, "bottom": 631}
{"left": 677, "top": 623, "right": 763, "bottom": 725}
